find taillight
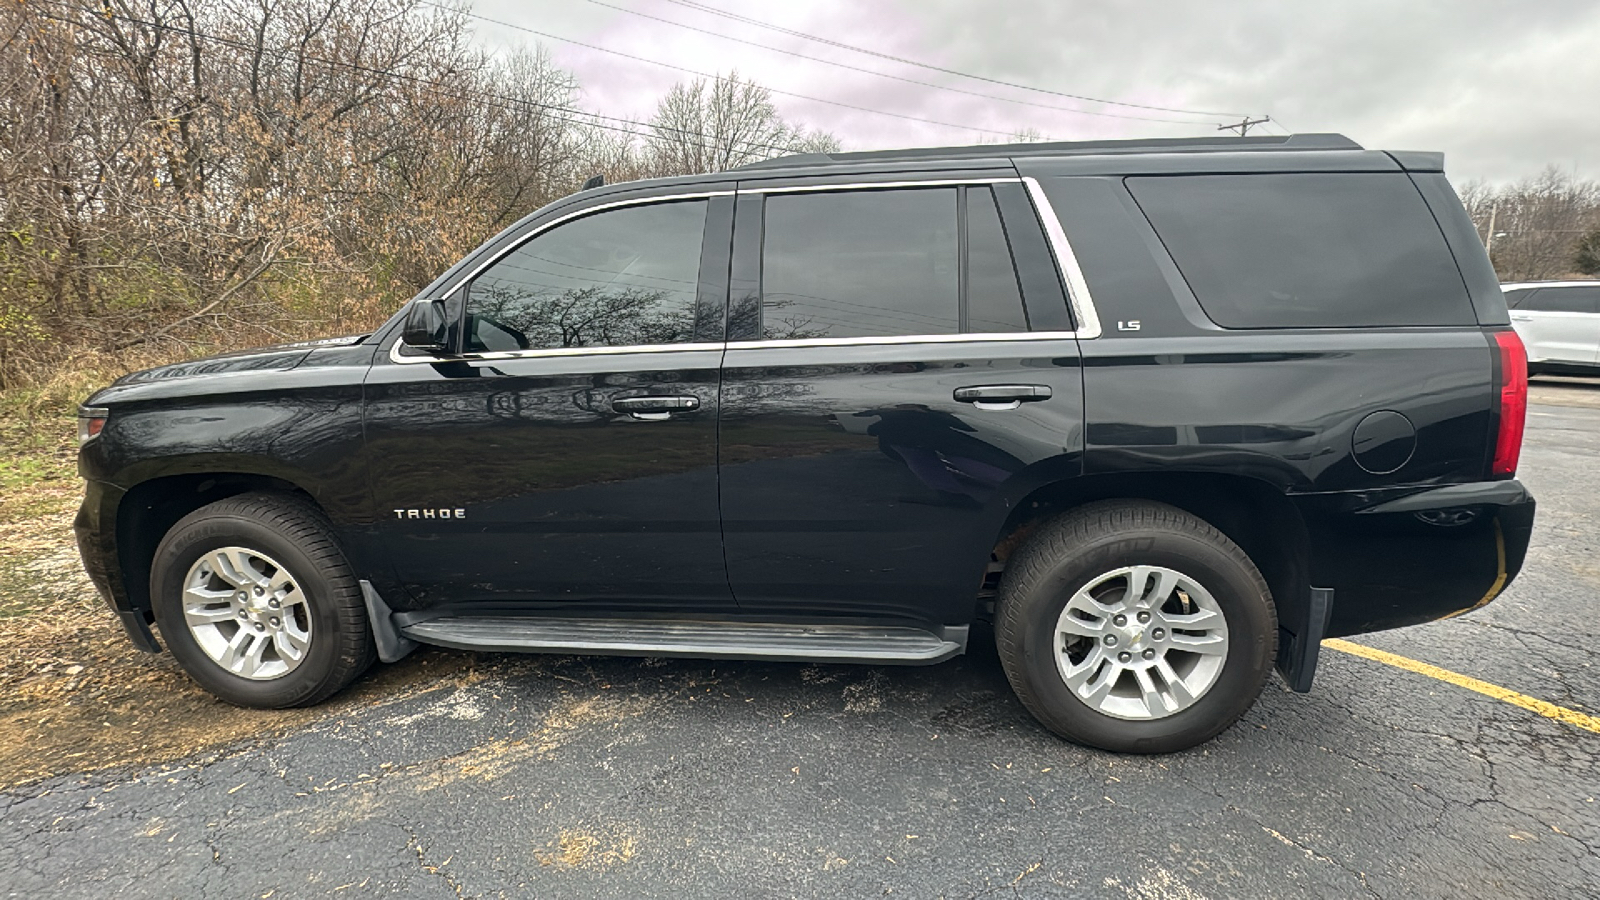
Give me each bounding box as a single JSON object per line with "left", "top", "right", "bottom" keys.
{"left": 1491, "top": 330, "right": 1527, "bottom": 477}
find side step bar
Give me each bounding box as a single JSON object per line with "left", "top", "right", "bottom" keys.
{"left": 399, "top": 617, "right": 968, "bottom": 665}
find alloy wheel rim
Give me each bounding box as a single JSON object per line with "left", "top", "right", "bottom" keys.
{"left": 1053, "top": 565, "right": 1230, "bottom": 721}
{"left": 182, "top": 546, "right": 312, "bottom": 680}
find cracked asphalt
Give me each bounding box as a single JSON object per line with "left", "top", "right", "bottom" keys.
{"left": 4, "top": 382, "right": 1598, "bottom": 899}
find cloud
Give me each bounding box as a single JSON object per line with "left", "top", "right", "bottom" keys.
{"left": 468, "top": 0, "right": 1600, "bottom": 183}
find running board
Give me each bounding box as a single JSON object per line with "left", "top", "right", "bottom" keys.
{"left": 399, "top": 617, "right": 967, "bottom": 665}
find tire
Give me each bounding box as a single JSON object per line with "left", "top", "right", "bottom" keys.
{"left": 995, "top": 500, "right": 1277, "bottom": 753}
{"left": 149, "top": 492, "right": 375, "bottom": 708}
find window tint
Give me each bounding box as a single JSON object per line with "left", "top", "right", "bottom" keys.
{"left": 465, "top": 200, "right": 706, "bottom": 352}
{"left": 761, "top": 188, "right": 958, "bottom": 339}
{"left": 1128, "top": 174, "right": 1475, "bottom": 328}
{"left": 1520, "top": 286, "right": 1600, "bottom": 313}
{"left": 966, "top": 187, "right": 1029, "bottom": 333}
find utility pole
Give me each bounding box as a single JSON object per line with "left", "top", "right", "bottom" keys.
{"left": 1218, "top": 116, "right": 1271, "bottom": 137}
{"left": 1484, "top": 201, "right": 1499, "bottom": 255}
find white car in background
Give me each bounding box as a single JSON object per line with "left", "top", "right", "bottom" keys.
{"left": 1502, "top": 281, "right": 1600, "bottom": 375}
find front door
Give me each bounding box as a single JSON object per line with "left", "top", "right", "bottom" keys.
{"left": 364, "top": 190, "right": 735, "bottom": 612}
{"left": 716, "top": 179, "right": 1086, "bottom": 627}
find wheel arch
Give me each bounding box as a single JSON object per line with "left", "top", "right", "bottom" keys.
{"left": 114, "top": 471, "right": 320, "bottom": 626}
{"left": 981, "top": 471, "right": 1312, "bottom": 673}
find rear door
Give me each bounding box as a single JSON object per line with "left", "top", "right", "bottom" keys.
{"left": 364, "top": 188, "right": 736, "bottom": 611}
{"left": 716, "top": 176, "right": 1085, "bottom": 627}
{"left": 1510, "top": 286, "right": 1600, "bottom": 364}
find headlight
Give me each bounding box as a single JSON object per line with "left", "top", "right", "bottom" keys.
{"left": 78, "top": 407, "right": 109, "bottom": 444}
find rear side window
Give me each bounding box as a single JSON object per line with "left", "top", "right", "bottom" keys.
{"left": 966, "top": 187, "right": 1029, "bottom": 333}
{"left": 1518, "top": 287, "right": 1600, "bottom": 313}
{"left": 761, "top": 188, "right": 959, "bottom": 340}
{"left": 1128, "top": 174, "right": 1475, "bottom": 328}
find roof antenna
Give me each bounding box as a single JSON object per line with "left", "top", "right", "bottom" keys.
{"left": 581, "top": 174, "right": 605, "bottom": 191}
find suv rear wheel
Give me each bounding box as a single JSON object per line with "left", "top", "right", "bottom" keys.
{"left": 995, "top": 500, "right": 1277, "bottom": 753}
{"left": 150, "top": 493, "right": 375, "bottom": 708}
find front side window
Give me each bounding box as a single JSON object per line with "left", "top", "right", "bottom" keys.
{"left": 465, "top": 200, "right": 708, "bottom": 352}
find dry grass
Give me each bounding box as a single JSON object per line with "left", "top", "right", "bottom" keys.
{"left": 0, "top": 376, "right": 478, "bottom": 788}
{"left": 535, "top": 825, "right": 640, "bottom": 870}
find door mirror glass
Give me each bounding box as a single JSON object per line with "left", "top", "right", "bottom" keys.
{"left": 401, "top": 299, "right": 450, "bottom": 353}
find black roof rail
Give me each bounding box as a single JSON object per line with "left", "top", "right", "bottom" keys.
{"left": 736, "top": 133, "right": 1362, "bottom": 171}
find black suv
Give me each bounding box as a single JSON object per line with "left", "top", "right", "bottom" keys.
{"left": 76, "top": 134, "right": 1535, "bottom": 752}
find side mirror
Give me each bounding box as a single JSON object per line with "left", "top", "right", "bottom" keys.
{"left": 401, "top": 299, "right": 450, "bottom": 353}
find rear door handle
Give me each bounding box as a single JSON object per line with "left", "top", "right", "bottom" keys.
{"left": 953, "top": 384, "right": 1052, "bottom": 411}
{"left": 612, "top": 395, "right": 701, "bottom": 420}
{"left": 1511, "top": 314, "right": 1533, "bottom": 322}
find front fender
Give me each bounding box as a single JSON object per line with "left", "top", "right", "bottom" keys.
{"left": 81, "top": 365, "right": 372, "bottom": 525}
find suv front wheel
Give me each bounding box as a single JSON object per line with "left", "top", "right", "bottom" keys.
{"left": 995, "top": 500, "right": 1277, "bottom": 753}
{"left": 149, "top": 493, "right": 375, "bottom": 708}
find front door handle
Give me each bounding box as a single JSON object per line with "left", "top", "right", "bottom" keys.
{"left": 612, "top": 395, "right": 701, "bottom": 420}
{"left": 953, "top": 384, "right": 1052, "bottom": 411}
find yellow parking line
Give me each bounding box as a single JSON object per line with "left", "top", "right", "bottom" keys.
{"left": 1322, "top": 638, "right": 1600, "bottom": 735}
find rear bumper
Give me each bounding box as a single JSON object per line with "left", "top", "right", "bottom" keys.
{"left": 1293, "top": 479, "right": 1535, "bottom": 638}
{"left": 73, "top": 480, "right": 160, "bottom": 652}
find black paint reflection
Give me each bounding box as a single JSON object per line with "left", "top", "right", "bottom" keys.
{"left": 861, "top": 404, "right": 1022, "bottom": 505}
{"left": 364, "top": 349, "right": 730, "bottom": 611}
{"left": 718, "top": 341, "right": 1085, "bottom": 625}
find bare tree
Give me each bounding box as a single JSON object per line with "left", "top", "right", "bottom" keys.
{"left": 1463, "top": 167, "right": 1600, "bottom": 282}
{"left": 0, "top": 2, "right": 840, "bottom": 386}
{"left": 647, "top": 72, "right": 839, "bottom": 176}
{"left": 1575, "top": 229, "right": 1600, "bottom": 276}
{"left": 976, "top": 127, "right": 1048, "bottom": 145}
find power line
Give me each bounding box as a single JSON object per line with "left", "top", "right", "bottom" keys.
{"left": 41, "top": 0, "right": 804, "bottom": 156}
{"left": 581, "top": 0, "right": 1217, "bottom": 128}
{"left": 660, "top": 0, "right": 1254, "bottom": 119}
{"left": 1263, "top": 116, "right": 1295, "bottom": 135}
{"left": 423, "top": 2, "right": 1032, "bottom": 139}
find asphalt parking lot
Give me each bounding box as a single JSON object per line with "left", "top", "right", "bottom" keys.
{"left": 4, "top": 382, "right": 1597, "bottom": 900}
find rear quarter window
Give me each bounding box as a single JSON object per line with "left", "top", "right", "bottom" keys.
{"left": 1127, "top": 173, "right": 1475, "bottom": 328}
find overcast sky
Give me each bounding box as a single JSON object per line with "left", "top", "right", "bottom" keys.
{"left": 468, "top": 0, "right": 1599, "bottom": 185}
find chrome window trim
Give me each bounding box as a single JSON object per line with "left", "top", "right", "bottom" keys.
{"left": 1500, "top": 281, "right": 1600, "bottom": 291}
{"left": 389, "top": 340, "right": 726, "bottom": 365}
{"left": 1021, "top": 176, "right": 1102, "bottom": 340}
{"left": 384, "top": 176, "right": 1108, "bottom": 366}
{"left": 725, "top": 331, "right": 1080, "bottom": 351}
{"left": 741, "top": 177, "right": 1020, "bottom": 195}
{"left": 390, "top": 331, "right": 1091, "bottom": 365}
